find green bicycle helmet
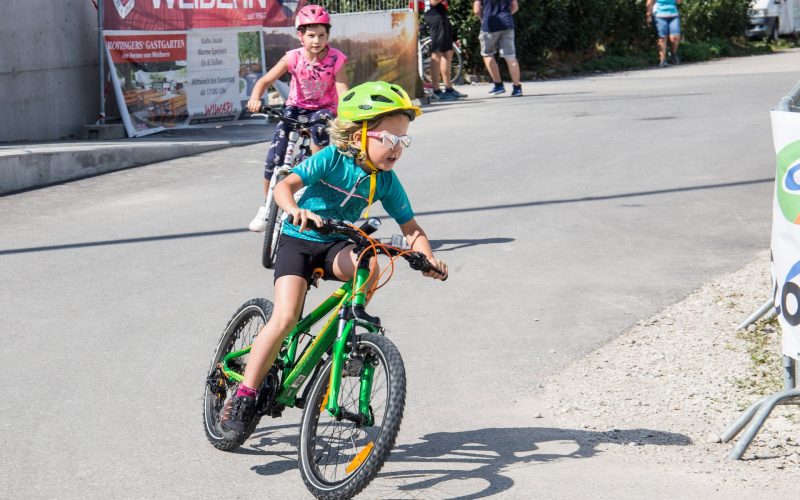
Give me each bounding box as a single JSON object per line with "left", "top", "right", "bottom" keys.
{"left": 338, "top": 81, "right": 422, "bottom": 122}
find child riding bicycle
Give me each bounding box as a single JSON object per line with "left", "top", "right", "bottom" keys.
{"left": 222, "top": 81, "right": 449, "bottom": 441}
{"left": 247, "top": 4, "right": 349, "bottom": 232}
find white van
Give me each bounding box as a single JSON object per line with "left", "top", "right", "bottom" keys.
{"left": 747, "top": 0, "right": 800, "bottom": 40}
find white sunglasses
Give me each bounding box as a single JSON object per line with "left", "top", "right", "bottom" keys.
{"left": 366, "top": 131, "right": 412, "bottom": 149}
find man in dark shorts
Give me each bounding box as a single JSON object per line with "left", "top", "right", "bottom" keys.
{"left": 424, "top": 0, "right": 466, "bottom": 101}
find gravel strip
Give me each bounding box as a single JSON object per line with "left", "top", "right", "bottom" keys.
{"left": 539, "top": 250, "right": 800, "bottom": 489}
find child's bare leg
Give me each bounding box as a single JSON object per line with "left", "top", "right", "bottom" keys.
{"left": 241, "top": 275, "right": 308, "bottom": 389}
{"left": 332, "top": 245, "right": 379, "bottom": 299}
{"left": 263, "top": 177, "right": 269, "bottom": 200}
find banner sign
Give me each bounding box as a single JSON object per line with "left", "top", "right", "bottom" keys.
{"left": 102, "top": 1, "right": 419, "bottom": 137}
{"left": 770, "top": 109, "right": 800, "bottom": 359}
{"left": 106, "top": 34, "right": 188, "bottom": 62}
{"left": 103, "top": 0, "right": 297, "bottom": 30}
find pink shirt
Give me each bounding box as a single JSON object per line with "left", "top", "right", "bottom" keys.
{"left": 285, "top": 47, "right": 347, "bottom": 112}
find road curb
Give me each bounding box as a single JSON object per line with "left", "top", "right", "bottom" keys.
{"left": 0, "top": 138, "right": 263, "bottom": 195}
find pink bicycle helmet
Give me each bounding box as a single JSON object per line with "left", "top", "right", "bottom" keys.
{"left": 295, "top": 5, "right": 331, "bottom": 28}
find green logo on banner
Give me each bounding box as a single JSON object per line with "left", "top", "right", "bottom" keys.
{"left": 776, "top": 140, "right": 800, "bottom": 224}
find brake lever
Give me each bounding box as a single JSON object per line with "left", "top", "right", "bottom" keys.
{"left": 406, "top": 251, "right": 447, "bottom": 281}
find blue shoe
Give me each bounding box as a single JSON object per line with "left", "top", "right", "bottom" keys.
{"left": 511, "top": 85, "right": 523, "bottom": 97}
{"left": 434, "top": 89, "right": 458, "bottom": 101}
{"left": 445, "top": 87, "right": 468, "bottom": 99}
{"left": 488, "top": 83, "right": 506, "bottom": 95}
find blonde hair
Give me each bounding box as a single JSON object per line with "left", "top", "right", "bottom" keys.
{"left": 328, "top": 110, "right": 412, "bottom": 158}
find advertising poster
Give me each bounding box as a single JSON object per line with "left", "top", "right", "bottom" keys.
{"left": 106, "top": 32, "right": 190, "bottom": 136}
{"left": 101, "top": 1, "right": 419, "bottom": 136}
{"left": 106, "top": 29, "right": 266, "bottom": 136}
{"left": 770, "top": 109, "right": 800, "bottom": 359}
{"left": 186, "top": 30, "right": 240, "bottom": 124}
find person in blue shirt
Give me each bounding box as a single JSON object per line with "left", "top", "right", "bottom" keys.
{"left": 220, "top": 81, "right": 449, "bottom": 441}
{"left": 647, "top": 0, "right": 682, "bottom": 67}
{"left": 473, "top": 0, "right": 522, "bottom": 96}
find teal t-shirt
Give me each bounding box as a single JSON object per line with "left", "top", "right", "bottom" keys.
{"left": 652, "top": 0, "right": 679, "bottom": 17}
{"left": 283, "top": 145, "right": 415, "bottom": 243}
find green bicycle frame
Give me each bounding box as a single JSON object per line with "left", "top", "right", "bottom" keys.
{"left": 221, "top": 264, "right": 377, "bottom": 419}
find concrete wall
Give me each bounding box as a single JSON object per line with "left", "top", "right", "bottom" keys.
{"left": 0, "top": 1, "right": 99, "bottom": 142}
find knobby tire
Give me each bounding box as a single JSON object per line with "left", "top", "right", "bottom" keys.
{"left": 203, "top": 298, "right": 273, "bottom": 451}
{"left": 298, "top": 333, "right": 406, "bottom": 499}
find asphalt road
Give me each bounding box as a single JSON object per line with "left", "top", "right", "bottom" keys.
{"left": 3, "top": 50, "right": 799, "bottom": 498}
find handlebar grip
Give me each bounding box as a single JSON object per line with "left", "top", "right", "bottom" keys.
{"left": 313, "top": 218, "right": 342, "bottom": 235}
{"left": 407, "top": 252, "right": 447, "bottom": 280}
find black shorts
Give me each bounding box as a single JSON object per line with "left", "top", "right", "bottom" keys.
{"left": 273, "top": 234, "right": 353, "bottom": 284}
{"left": 425, "top": 14, "right": 454, "bottom": 53}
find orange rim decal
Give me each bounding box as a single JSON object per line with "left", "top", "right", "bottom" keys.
{"left": 319, "top": 385, "right": 331, "bottom": 413}
{"left": 345, "top": 441, "right": 374, "bottom": 474}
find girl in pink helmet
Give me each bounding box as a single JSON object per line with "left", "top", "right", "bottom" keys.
{"left": 246, "top": 4, "right": 350, "bottom": 232}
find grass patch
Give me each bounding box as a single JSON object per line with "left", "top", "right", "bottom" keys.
{"left": 732, "top": 316, "right": 783, "bottom": 409}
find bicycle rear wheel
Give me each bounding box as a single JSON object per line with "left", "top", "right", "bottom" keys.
{"left": 203, "top": 298, "right": 273, "bottom": 451}
{"left": 419, "top": 37, "right": 463, "bottom": 86}
{"left": 298, "top": 333, "right": 406, "bottom": 499}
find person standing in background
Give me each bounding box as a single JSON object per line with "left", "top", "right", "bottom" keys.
{"left": 647, "top": 0, "right": 682, "bottom": 67}
{"left": 473, "top": 0, "right": 522, "bottom": 97}
{"left": 425, "top": 0, "right": 467, "bottom": 101}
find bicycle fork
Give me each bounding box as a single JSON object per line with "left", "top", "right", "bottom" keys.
{"left": 325, "top": 265, "right": 378, "bottom": 426}
{"left": 264, "top": 130, "right": 309, "bottom": 216}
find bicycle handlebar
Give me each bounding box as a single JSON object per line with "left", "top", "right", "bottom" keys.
{"left": 311, "top": 218, "right": 447, "bottom": 279}
{"left": 253, "top": 105, "right": 312, "bottom": 131}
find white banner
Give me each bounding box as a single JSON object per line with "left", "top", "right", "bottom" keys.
{"left": 770, "top": 109, "right": 800, "bottom": 359}
{"left": 187, "top": 30, "right": 241, "bottom": 124}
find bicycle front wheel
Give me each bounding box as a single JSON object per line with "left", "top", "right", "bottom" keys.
{"left": 298, "top": 333, "right": 406, "bottom": 499}
{"left": 451, "top": 44, "right": 463, "bottom": 85}
{"left": 203, "top": 298, "right": 273, "bottom": 451}
{"left": 419, "top": 37, "right": 432, "bottom": 83}
{"left": 261, "top": 204, "right": 283, "bottom": 269}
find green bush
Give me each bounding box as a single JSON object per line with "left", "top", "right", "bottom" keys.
{"left": 681, "top": 0, "right": 751, "bottom": 41}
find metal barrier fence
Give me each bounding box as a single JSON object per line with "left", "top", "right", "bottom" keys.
{"left": 317, "top": 0, "right": 411, "bottom": 13}
{"left": 721, "top": 83, "right": 800, "bottom": 460}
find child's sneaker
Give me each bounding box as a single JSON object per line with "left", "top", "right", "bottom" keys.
{"left": 445, "top": 87, "right": 467, "bottom": 99}
{"left": 248, "top": 204, "right": 269, "bottom": 232}
{"left": 658, "top": 60, "right": 669, "bottom": 68}
{"left": 671, "top": 53, "right": 681, "bottom": 65}
{"left": 220, "top": 395, "right": 257, "bottom": 440}
{"left": 511, "top": 85, "right": 523, "bottom": 97}
{"left": 488, "top": 83, "right": 506, "bottom": 95}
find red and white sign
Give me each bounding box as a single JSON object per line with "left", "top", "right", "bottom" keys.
{"left": 106, "top": 34, "right": 187, "bottom": 63}
{"left": 103, "top": 0, "right": 301, "bottom": 30}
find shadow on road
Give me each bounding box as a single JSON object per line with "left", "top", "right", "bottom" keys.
{"left": 412, "top": 177, "right": 772, "bottom": 219}
{"left": 377, "top": 426, "right": 691, "bottom": 499}
{"left": 0, "top": 177, "right": 769, "bottom": 256}
{"left": 240, "top": 424, "right": 690, "bottom": 498}
{"left": 428, "top": 237, "right": 514, "bottom": 252}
